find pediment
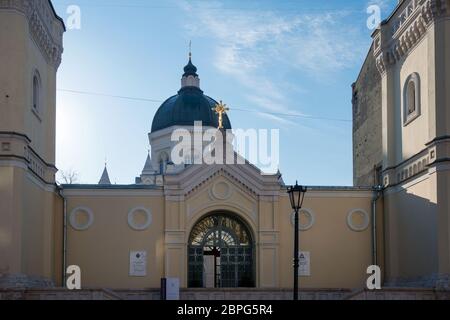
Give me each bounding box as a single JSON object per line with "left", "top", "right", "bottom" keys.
{"left": 185, "top": 167, "right": 257, "bottom": 200}
{"left": 164, "top": 162, "right": 282, "bottom": 198}
{"left": 183, "top": 169, "right": 259, "bottom": 227}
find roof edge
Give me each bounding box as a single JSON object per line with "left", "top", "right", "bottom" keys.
{"left": 48, "top": 0, "right": 66, "bottom": 31}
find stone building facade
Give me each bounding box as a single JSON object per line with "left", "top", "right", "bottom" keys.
{"left": 1, "top": 0, "right": 450, "bottom": 294}
{"left": 352, "top": 45, "right": 383, "bottom": 187}
{"left": 370, "top": 0, "right": 450, "bottom": 287}
{"left": 0, "top": 0, "right": 65, "bottom": 286}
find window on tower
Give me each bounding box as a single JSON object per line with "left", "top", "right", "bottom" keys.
{"left": 32, "top": 71, "right": 41, "bottom": 114}
{"left": 403, "top": 72, "right": 421, "bottom": 126}
{"left": 158, "top": 152, "right": 169, "bottom": 174}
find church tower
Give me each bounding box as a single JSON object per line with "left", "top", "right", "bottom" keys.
{"left": 369, "top": 0, "right": 450, "bottom": 286}
{"left": 0, "top": 1, "right": 65, "bottom": 287}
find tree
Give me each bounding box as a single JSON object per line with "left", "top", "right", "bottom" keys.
{"left": 57, "top": 169, "right": 79, "bottom": 185}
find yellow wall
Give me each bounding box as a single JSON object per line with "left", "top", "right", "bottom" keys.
{"left": 395, "top": 36, "right": 430, "bottom": 162}
{"left": 0, "top": 166, "right": 23, "bottom": 275}
{"left": 384, "top": 175, "right": 438, "bottom": 280}
{"left": 21, "top": 172, "right": 59, "bottom": 279}
{"left": 0, "top": 3, "right": 64, "bottom": 285}
{"left": 0, "top": 165, "right": 61, "bottom": 282}
{"left": 64, "top": 180, "right": 375, "bottom": 290}
{"left": 278, "top": 194, "right": 373, "bottom": 289}
{"left": 0, "top": 10, "right": 58, "bottom": 164}
{"left": 65, "top": 194, "right": 165, "bottom": 289}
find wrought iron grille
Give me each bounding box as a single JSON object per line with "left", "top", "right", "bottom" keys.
{"left": 188, "top": 214, "right": 254, "bottom": 288}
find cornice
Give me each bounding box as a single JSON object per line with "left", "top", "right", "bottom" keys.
{"left": 380, "top": 134, "right": 450, "bottom": 188}
{"left": 0, "top": 0, "right": 65, "bottom": 68}
{"left": 373, "top": 0, "right": 449, "bottom": 75}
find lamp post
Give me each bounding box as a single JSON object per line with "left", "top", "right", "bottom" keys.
{"left": 287, "top": 181, "right": 307, "bottom": 301}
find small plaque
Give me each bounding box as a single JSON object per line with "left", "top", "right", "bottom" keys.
{"left": 299, "top": 251, "right": 311, "bottom": 276}
{"left": 166, "top": 278, "right": 180, "bottom": 300}
{"left": 130, "top": 251, "right": 147, "bottom": 277}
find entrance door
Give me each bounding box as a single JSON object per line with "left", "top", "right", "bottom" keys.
{"left": 188, "top": 213, "right": 254, "bottom": 288}
{"left": 203, "top": 255, "right": 215, "bottom": 288}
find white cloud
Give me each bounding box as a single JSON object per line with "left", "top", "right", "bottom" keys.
{"left": 366, "top": 0, "right": 395, "bottom": 11}
{"left": 179, "top": 0, "right": 366, "bottom": 123}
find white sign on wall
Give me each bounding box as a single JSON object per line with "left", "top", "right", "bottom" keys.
{"left": 299, "top": 251, "right": 311, "bottom": 276}
{"left": 130, "top": 251, "right": 147, "bottom": 277}
{"left": 165, "top": 278, "right": 180, "bottom": 300}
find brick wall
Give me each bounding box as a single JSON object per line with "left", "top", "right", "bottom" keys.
{"left": 352, "top": 44, "right": 382, "bottom": 186}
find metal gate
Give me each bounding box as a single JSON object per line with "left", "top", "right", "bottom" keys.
{"left": 188, "top": 214, "right": 254, "bottom": 288}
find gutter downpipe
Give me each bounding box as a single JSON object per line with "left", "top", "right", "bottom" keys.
{"left": 372, "top": 185, "right": 382, "bottom": 266}
{"left": 58, "top": 187, "right": 67, "bottom": 287}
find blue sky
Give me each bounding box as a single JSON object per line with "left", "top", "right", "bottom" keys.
{"left": 52, "top": 0, "right": 397, "bottom": 186}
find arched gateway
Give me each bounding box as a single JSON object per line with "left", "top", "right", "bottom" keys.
{"left": 188, "top": 213, "right": 255, "bottom": 288}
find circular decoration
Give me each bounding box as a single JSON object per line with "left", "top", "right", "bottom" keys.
{"left": 347, "top": 209, "right": 370, "bottom": 232}
{"left": 291, "top": 209, "right": 315, "bottom": 231}
{"left": 211, "top": 181, "right": 233, "bottom": 200}
{"left": 128, "top": 207, "right": 152, "bottom": 231}
{"left": 69, "top": 207, "right": 94, "bottom": 231}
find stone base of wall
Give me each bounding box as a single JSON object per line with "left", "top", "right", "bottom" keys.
{"left": 115, "top": 288, "right": 351, "bottom": 301}
{"left": 385, "top": 274, "right": 450, "bottom": 289}
{"left": 1, "top": 287, "right": 449, "bottom": 300}
{"left": 0, "top": 274, "right": 54, "bottom": 289}
{"left": 346, "top": 288, "right": 450, "bottom": 300}
{"left": 0, "top": 288, "right": 351, "bottom": 300}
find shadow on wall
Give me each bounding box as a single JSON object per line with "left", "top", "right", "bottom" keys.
{"left": 384, "top": 187, "right": 439, "bottom": 287}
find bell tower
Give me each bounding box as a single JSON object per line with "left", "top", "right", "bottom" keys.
{"left": 0, "top": 0, "right": 65, "bottom": 287}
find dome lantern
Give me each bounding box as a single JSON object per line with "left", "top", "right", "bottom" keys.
{"left": 181, "top": 52, "right": 200, "bottom": 89}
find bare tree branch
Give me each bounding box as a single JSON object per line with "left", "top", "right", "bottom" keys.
{"left": 57, "top": 169, "right": 79, "bottom": 185}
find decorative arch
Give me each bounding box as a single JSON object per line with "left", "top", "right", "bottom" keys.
{"left": 187, "top": 211, "right": 255, "bottom": 288}
{"left": 186, "top": 202, "right": 257, "bottom": 238}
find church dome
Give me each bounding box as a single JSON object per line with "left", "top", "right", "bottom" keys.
{"left": 151, "top": 59, "right": 232, "bottom": 133}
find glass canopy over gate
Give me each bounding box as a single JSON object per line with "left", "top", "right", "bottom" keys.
{"left": 188, "top": 213, "right": 254, "bottom": 288}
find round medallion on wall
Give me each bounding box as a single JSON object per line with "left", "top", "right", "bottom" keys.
{"left": 128, "top": 207, "right": 152, "bottom": 231}
{"left": 347, "top": 209, "right": 370, "bottom": 232}
{"left": 291, "top": 208, "right": 315, "bottom": 231}
{"left": 69, "top": 207, "right": 94, "bottom": 231}
{"left": 211, "top": 181, "right": 233, "bottom": 200}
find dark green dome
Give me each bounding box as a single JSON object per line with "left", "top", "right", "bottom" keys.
{"left": 151, "top": 59, "right": 232, "bottom": 133}
{"left": 151, "top": 87, "right": 232, "bottom": 133}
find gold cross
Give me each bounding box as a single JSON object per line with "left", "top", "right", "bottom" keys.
{"left": 212, "top": 101, "right": 229, "bottom": 129}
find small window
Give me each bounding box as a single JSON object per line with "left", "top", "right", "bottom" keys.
{"left": 158, "top": 152, "right": 169, "bottom": 174}
{"left": 32, "top": 71, "right": 41, "bottom": 114}
{"left": 403, "top": 73, "right": 420, "bottom": 125}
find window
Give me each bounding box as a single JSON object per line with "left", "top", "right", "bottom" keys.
{"left": 158, "top": 152, "right": 169, "bottom": 174}
{"left": 403, "top": 73, "right": 420, "bottom": 125}
{"left": 32, "top": 71, "right": 41, "bottom": 113}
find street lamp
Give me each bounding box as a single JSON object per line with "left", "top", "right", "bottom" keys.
{"left": 287, "top": 181, "right": 307, "bottom": 301}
